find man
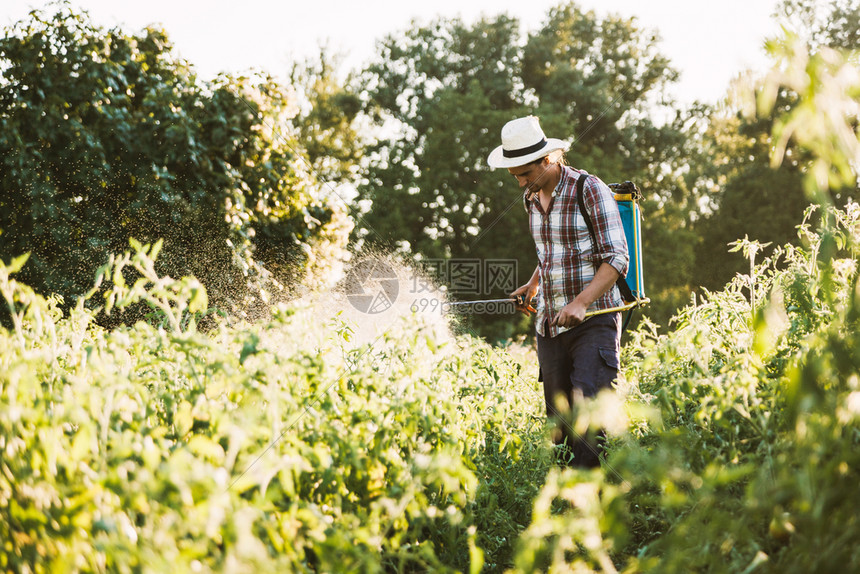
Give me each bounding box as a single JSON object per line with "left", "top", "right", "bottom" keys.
{"left": 487, "top": 115, "right": 629, "bottom": 467}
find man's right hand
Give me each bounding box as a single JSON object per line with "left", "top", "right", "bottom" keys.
{"left": 511, "top": 284, "right": 537, "bottom": 315}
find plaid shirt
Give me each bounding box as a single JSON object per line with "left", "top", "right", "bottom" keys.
{"left": 526, "top": 166, "right": 629, "bottom": 338}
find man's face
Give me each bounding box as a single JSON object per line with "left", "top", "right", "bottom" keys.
{"left": 508, "top": 158, "right": 551, "bottom": 195}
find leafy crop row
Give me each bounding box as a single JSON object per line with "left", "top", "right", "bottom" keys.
{"left": 0, "top": 242, "right": 551, "bottom": 573}
{"left": 3, "top": 203, "right": 860, "bottom": 572}
{"left": 514, "top": 203, "right": 860, "bottom": 572}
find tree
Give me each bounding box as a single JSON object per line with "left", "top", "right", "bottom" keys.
{"left": 0, "top": 4, "right": 350, "bottom": 319}
{"left": 691, "top": 0, "right": 859, "bottom": 292}
{"left": 355, "top": 2, "right": 688, "bottom": 339}
{"left": 289, "top": 48, "right": 364, "bottom": 188}
{"left": 691, "top": 95, "right": 811, "bottom": 291}
{"left": 778, "top": 0, "right": 860, "bottom": 51}
{"left": 355, "top": 13, "right": 532, "bottom": 340}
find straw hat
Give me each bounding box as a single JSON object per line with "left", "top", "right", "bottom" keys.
{"left": 487, "top": 116, "right": 570, "bottom": 169}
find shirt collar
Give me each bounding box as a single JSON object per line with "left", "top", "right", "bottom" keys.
{"left": 553, "top": 165, "right": 569, "bottom": 197}
{"left": 550, "top": 164, "right": 577, "bottom": 198}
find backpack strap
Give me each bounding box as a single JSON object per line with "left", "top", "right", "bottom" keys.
{"left": 575, "top": 173, "right": 636, "bottom": 303}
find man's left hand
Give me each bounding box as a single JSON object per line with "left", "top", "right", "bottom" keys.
{"left": 552, "top": 300, "right": 587, "bottom": 328}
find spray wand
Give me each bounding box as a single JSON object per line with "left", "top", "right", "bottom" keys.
{"left": 444, "top": 295, "right": 535, "bottom": 313}
{"left": 446, "top": 295, "right": 644, "bottom": 318}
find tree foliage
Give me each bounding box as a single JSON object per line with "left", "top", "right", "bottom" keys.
{"left": 691, "top": 0, "right": 859, "bottom": 293}
{"left": 355, "top": 2, "right": 688, "bottom": 338}
{"left": 691, "top": 94, "right": 811, "bottom": 291}
{"left": 0, "top": 5, "right": 350, "bottom": 318}
{"left": 355, "top": 13, "right": 532, "bottom": 339}
{"left": 289, "top": 48, "right": 363, "bottom": 187}
{"left": 778, "top": 0, "right": 860, "bottom": 51}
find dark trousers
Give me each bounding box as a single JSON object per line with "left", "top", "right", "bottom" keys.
{"left": 536, "top": 313, "right": 621, "bottom": 467}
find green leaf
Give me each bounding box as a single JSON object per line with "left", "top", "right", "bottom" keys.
{"left": 239, "top": 333, "right": 260, "bottom": 365}
{"left": 6, "top": 252, "right": 31, "bottom": 274}
{"left": 188, "top": 282, "right": 208, "bottom": 314}
{"left": 150, "top": 238, "right": 163, "bottom": 261}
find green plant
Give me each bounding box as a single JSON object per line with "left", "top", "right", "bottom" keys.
{"left": 0, "top": 239, "right": 549, "bottom": 573}
{"left": 510, "top": 18, "right": 860, "bottom": 570}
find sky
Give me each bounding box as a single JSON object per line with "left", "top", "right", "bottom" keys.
{"left": 1, "top": 0, "right": 784, "bottom": 105}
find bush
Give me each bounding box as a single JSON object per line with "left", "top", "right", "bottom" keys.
{"left": 0, "top": 4, "right": 350, "bottom": 319}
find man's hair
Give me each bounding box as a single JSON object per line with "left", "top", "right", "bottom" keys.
{"left": 528, "top": 152, "right": 568, "bottom": 167}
